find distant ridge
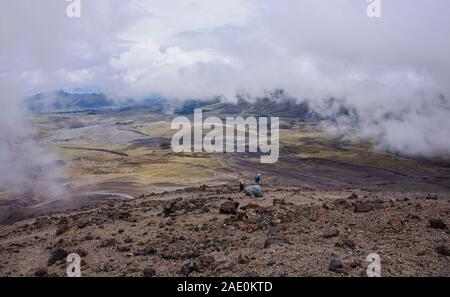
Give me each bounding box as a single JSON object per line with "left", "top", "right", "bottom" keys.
{"left": 27, "top": 89, "right": 346, "bottom": 122}
{"left": 26, "top": 91, "right": 164, "bottom": 114}
{"left": 27, "top": 90, "right": 114, "bottom": 113}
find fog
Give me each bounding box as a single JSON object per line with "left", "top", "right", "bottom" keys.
{"left": 0, "top": 80, "right": 68, "bottom": 201}
{"left": 1, "top": 0, "right": 450, "bottom": 164}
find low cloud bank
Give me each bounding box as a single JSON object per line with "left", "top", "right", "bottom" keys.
{"left": 1, "top": 0, "right": 450, "bottom": 159}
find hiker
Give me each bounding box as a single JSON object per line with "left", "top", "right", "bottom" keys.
{"left": 255, "top": 173, "right": 261, "bottom": 185}
{"left": 239, "top": 181, "right": 245, "bottom": 191}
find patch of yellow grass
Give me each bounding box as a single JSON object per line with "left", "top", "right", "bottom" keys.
{"left": 278, "top": 125, "right": 441, "bottom": 173}
{"left": 137, "top": 121, "right": 173, "bottom": 138}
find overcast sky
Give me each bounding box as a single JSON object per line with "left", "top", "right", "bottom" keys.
{"left": 1, "top": 0, "right": 450, "bottom": 156}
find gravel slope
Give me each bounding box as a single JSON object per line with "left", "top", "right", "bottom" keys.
{"left": 1, "top": 184, "right": 449, "bottom": 277}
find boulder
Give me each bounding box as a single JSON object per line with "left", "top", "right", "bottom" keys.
{"left": 163, "top": 198, "right": 182, "bottom": 217}
{"left": 329, "top": 258, "right": 345, "bottom": 272}
{"left": 198, "top": 255, "right": 215, "bottom": 269}
{"left": 429, "top": 218, "right": 447, "bottom": 229}
{"left": 219, "top": 201, "right": 239, "bottom": 215}
{"left": 34, "top": 268, "right": 48, "bottom": 277}
{"left": 354, "top": 202, "right": 373, "bottom": 213}
{"left": 180, "top": 260, "right": 198, "bottom": 276}
{"left": 348, "top": 192, "right": 358, "bottom": 200}
{"left": 244, "top": 185, "right": 263, "bottom": 198}
{"left": 143, "top": 267, "right": 156, "bottom": 277}
{"left": 436, "top": 245, "right": 450, "bottom": 256}
{"left": 48, "top": 248, "right": 68, "bottom": 266}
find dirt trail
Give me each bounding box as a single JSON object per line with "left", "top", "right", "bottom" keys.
{"left": 61, "top": 146, "right": 129, "bottom": 157}
{"left": 226, "top": 154, "right": 450, "bottom": 192}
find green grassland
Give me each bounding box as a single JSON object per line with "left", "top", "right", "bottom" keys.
{"left": 27, "top": 112, "right": 449, "bottom": 196}
{"left": 280, "top": 123, "right": 448, "bottom": 174}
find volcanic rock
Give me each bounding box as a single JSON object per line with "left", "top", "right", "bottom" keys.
{"left": 219, "top": 201, "right": 239, "bottom": 215}
{"left": 429, "top": 218, "right": 447, "bottom": 229}
{"left": 348, "top": 192, "right": 358, "bottom": 200}
{"left": 244, "top": 185, "right": 263, "bottom": 198}
{"left": 161, "top": 250, "right": 178, "bottom": 260}
{"left": 163, "top": 198, "right": 182, "bottom": 217}
{"left": 139, "top": 245, "right": 157, "bottom": 256}
{"left": 263, "top": 237, "right": 290, "bottom": 248}
{"left": 99, "top": 238, "right": 117, "bottom": 248}
{"left": 180, "top": 260, "right": 198, "bottom": 276}
{"left": 34, "top": 267, "right": 48, "bottom": 277}
{"left": 321, "top": 228, "right": 340, "bottom": 238}
{"left": 436, "top": 245, "right": 450, "bottom": 256}
{"left": 335, "top": 239, "right": 356, "bottom": 250}
{"left": 55, "top": 218, "right": 70, "bottom": 236}
{"left": 48, "top": 248, "right": 68, "bottom": 266}
{"left": 143, "top": 267, "right": 156, "bottom": 277}
{"left": 354, "top": 202, "right": 373, "bottom": 213}
{"left": 329, "top": 258, "right": 344, "bottom": 272}
{"left": 333, "top": 199, "right": 353, "bottom": 209}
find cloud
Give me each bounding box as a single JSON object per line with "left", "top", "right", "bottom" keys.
{"left": 109, "top": 41, "right": 233, "bottom": 98}
{"left": 1, "top": 0, "right": 450, "bottom": 157}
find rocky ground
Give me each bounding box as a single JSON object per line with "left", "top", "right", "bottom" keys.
{"left": 0, "top": 184, "right": 449, "bottom": 277}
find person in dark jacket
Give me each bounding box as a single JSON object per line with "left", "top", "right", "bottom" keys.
{"left": 255, "top": 173, "right": 261, "bottom": 185}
